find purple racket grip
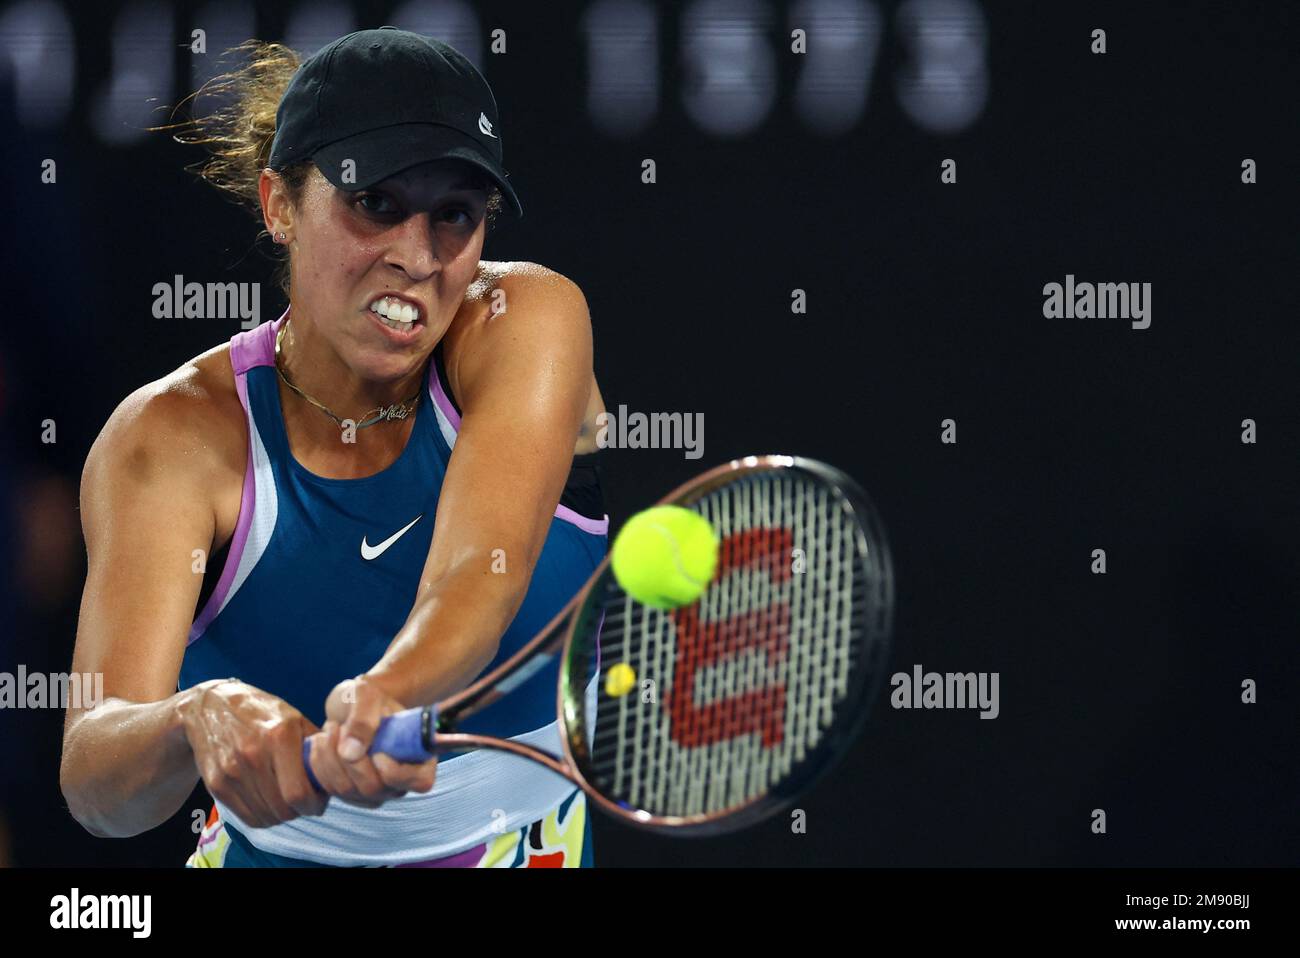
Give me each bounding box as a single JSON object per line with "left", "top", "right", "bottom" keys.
{"left": 302, "top": 706, "right": 437, "bottom": 792}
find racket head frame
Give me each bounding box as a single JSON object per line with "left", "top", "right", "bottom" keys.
{"left": 552, "top": 454, "right": 895, "bottom": 835}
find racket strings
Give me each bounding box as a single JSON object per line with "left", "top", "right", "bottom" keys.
{"left": 579, "top": 467, "right": 883, "bottom": 820}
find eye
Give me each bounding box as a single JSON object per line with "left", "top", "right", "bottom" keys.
{"left": 440, "top": 205, "right": 475, "bottom": 227}
{"left": 355, "top": 191, "right": 398, "bottom": 216}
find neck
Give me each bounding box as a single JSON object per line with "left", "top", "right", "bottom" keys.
{"left": 276, "top": 311, "right": 425, "bottom": 430}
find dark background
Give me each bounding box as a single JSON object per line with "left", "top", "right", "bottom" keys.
{"left": 0, "top": 0, "right": 1296, "bottom": 867}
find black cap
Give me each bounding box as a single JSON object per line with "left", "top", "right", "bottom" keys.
{"left": 268, "top": 27, "right": 522, "bottom": 218}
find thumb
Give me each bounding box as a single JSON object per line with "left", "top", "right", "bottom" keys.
{"left": 335, "top": 678, "right": 383, "bottom": 762}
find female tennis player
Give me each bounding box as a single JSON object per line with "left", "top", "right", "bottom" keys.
{"left": 59, "top": 28, "right": 610, "bottom": 867}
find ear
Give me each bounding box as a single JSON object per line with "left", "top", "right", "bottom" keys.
{"left": 260, "top": 168, "right": 294, "bottom": 241}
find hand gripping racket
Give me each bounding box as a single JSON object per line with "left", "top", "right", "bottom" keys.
{"left": 304, "top": 454, "right": 894, "bottom": 835}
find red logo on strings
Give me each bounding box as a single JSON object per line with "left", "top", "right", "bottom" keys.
{"left": 666, "top": 527, "right": 793, "bottom": 749}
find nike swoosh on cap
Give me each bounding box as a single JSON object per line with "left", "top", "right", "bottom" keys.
{"left": 361, "top": 515, "right": 423, "bottom": 560}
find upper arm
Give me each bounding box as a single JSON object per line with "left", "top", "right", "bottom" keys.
{"left": 416, "top": 267, "right": 593, "bottom": 598}
{"left": 69, "top": 381, "right": 229, "bottom": 728}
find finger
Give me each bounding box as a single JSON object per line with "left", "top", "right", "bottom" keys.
{"left": 311, "top": 724, "right": 390, "bottom": 808}
{"left": 337, "top": 682, "right": 386, "bottom": 762}
{"left": 323, "top": 680, "right": 355, "bottom": 725}
{"left": 337, "top": 747, "right": 403, "bottom": 806}
{"left": 305, "top": 724, "right": 363, "bottom": 801}
{"left": 202, "top": 755, "right": 267, "bottom": 828}
{"left": 268, "top": 721, "right": 327, "bottom": 817}
{"left": 209, "top": 791, "right": 266, "bottom": 830}
{"left": 372, "top": 752, "right": 437, "bottom": 795}
{"left": 205, "top": 747, "right": 285, "bottom": 829}
{"left": 333, "top": 710, "right": 403, "bottom": 806}
{"left": 235, "top": 738, "right": 300, "bottom": 825}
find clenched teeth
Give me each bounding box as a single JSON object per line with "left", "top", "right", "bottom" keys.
{"left": 369, "top": 296, "right": 420, "bottom": 325}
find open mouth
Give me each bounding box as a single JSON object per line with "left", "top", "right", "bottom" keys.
{"left": 368, "top": 295, "right": 423, "bottom": 333}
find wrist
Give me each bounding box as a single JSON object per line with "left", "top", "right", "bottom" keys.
{"left": 172, "top": 678, "right": 234, "bottom": 745}
{"left": 361, "top": 667, "right": 412, "bottom": 708}
{"left": 170, "top": 684, "right": 203, "bottom": 751}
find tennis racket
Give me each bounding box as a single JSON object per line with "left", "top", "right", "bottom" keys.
{"left": 303, "top": 454, "right": 894, "bottom": 835}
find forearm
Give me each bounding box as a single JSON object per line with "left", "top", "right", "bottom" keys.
{"left": 60, "top": 690, "right": 202, "bottom": 838}
{"left": 366, "top": 564, "right": 528, "bottom": 708}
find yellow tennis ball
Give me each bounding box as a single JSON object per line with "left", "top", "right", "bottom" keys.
{"left": 610, "top": 505, "right": 719, "bottom": 609}
{"left": 605, "top": 662, "right": 637, "bottom": 697}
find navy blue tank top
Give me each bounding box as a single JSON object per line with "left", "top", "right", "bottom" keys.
{"left": 179, "top": 310, "right": 609, "bottom": 864}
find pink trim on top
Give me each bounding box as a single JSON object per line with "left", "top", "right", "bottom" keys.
{"left": 231, "top": 310, "right": 284, "bottom": 372}
{"left": 556, "top": 504, "right": 610, "bottom": 535}
{"left": 187, "top": 313, "right": 287, "bottom": 645}
{"left": 427, "top": 340, "right": 609, "bottom": 536}
{"left": 428, "top": 356, "right": 462, "bottom": 430}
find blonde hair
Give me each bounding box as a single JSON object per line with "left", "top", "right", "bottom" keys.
{"left": 162, "top": 40, "right": 503, "bottom": 297}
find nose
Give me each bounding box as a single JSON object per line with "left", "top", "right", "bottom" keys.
{"left": 383, "top": 212, "right": 439, "bottom": 282}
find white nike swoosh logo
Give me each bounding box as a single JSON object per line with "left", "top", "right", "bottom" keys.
{"left": 361, "top": 515, "right": 423, "bottom": 560}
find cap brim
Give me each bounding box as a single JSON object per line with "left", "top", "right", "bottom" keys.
{"left": 313, "top": 124, "right": 523, "bottom": 219}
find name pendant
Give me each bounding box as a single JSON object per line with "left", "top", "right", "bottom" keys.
{"left": 374, "top": 403, "right": 412, "bottom": 422}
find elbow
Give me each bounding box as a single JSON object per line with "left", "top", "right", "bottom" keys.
{"left": 68, "top": 809, "right": 115, "bottom": 840}
{"left": 61, "top": 784, "right": 134, "bottom": 840}
{"left": 59, "top": 761, "right": 111, "bottom": 838}
{"left": 59, "top": 732, "right": 128, "bottom": 839}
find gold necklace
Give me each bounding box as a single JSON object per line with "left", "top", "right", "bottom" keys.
{"left": 274, "top": 319, "right": 421, "bottom": 429}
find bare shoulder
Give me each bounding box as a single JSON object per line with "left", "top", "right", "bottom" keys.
{"left": 451, "top": 262, "right": 593, "bottom": 401}
{"left": 464, "top": 260, "right": 589, "bottom": 318}
{"left": 82, "top": 342, "right": 247, "bottom": 506}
